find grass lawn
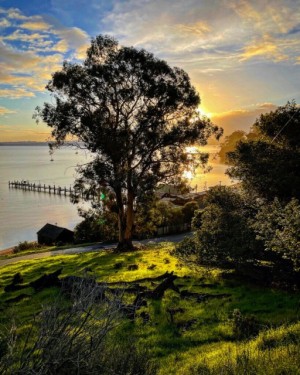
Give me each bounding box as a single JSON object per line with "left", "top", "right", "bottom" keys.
{"left": 0, "top": 242, "right": 299, "bottom": 374}
{"left": 0, "top": 241, "right": 99, "bottom": 260}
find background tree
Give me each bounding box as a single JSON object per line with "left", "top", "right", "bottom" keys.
{"left": 36, "top": 35, "right": 221, "bottom": 250}
{"left": 218, "top": 130, "right": 246, "bottom": 164}
{"left": 227, "top": 101, "right": 300, "bottom": 201}
{"left": 192, "top": 186, "right": 262, "bottom": 266}
{"left": 253, "top": 198, "right": 300, "bottom": 272}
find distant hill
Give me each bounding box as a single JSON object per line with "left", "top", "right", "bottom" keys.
{"left": 0, "top": 142, "right": 48, "bottom": 146}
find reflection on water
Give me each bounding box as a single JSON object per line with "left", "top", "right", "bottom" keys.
{"left": 190, "top": 145, "right": 233, "bottom": 190}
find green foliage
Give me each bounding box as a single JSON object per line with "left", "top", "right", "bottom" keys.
{"left": 74, "top": 209, "right": 118, "bottom": 243}
{"left": 174, "top": 237, "right": 198, "bottom": 259}
{"left": 193, "top": 186, "right": 261, "bottom": 266}
{"left": 0, "top": 280, "right": 156, "bottom": 375}
{"left": 0, "top": 244, "right": 299, "bottom": 375}
{"left": 35, "top": 34, "right": 221, "bottom": 249}
{"left": 218, "top": 128, "right": 260, "bottom": 164}
{"left": 182, "top": 201, "right": 199, "bottom": 224}
{"left": 227, "top": 101, "right": 300, "bottom": 201}
{"left": 231, "top": 309, "right": 260, "bottom": 340}
{"left": 135, "top": 201, "right": 189, "bottom": 239}
{"left": 253, "top": 198, "right": 300, "bottom": 271}
{"left": 218, "top": 130, "right": 246, "bottom": 163}
{"left": 13, "top": 241, "right": 42, "bottom": 254}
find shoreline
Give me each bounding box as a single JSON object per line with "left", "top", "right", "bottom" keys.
{"left": 0, "top": 247, "right": 14, "bottom": 255}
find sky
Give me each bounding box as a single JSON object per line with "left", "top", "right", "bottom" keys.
{"left": 0, "top": 0, "right": 300, "bottom": 141}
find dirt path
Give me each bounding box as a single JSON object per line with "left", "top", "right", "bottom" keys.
{"left": 0, "top": 232, "right": 192, "bottom": 267}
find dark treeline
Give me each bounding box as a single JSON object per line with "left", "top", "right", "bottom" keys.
{"left": 176, "top": 101, "right": 300, "bottom": 288}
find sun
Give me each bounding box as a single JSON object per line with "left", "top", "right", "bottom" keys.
{"left": 196, "top": 107, "right": 211, "bottom": 118}
{"left": 183, "top": 170, "right": 194, "bottom": 180}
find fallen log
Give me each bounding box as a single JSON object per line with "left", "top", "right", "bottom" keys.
{"left": 133, "top": 272, "right": 180, "bottom": 303}
{"left": 150, "top": 272, "right": 179, "bottom": 299}
{"left": 30, "top": 269, "right": 62, "bottom": 291}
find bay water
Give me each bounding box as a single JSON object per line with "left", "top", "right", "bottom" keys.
{"left": 0, "top": 145, "right": 231, "bottom": 250}
{"left": 0, "top": 145, "right": 91, "bottom": 250}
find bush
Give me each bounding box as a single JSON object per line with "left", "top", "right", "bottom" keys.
{"left": 13, "top": 241, "right": 42, "bottom": 254}
{"left": 231, "top": 309, "right": 260, "bottom": 340}
{"left": 0, "top": 276, "right": 156, "bottom": 375}
{"left": 174, "top": 237, "right": 198, "bottom": 259}
{"left": 182, "top": 201, "right": 199, "bottom": 225}
{"left": 74, "top": 210, "right": 118, "bottom": 243}
{"left": 253, "top": 198, "right": 300, "bottom": 272}
{"left": 193, "top": 187, "right": 262, "bottom": 266}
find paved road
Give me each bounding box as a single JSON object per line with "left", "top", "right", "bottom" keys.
{"left": 0, "top": 232, "right": 192, "bottom": 267}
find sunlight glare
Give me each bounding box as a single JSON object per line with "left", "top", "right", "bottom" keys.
{"left": 183, "top": 170, "right": 194, "bottom": 180}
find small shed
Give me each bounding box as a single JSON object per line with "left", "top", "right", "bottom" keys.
{"left": 37, "top": 223, "right": 74, "bottom": 245}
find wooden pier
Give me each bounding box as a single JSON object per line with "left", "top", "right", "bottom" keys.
{"left": 9, "top": 180, "right": 74, "bottom": 196}
{"left": 8, "top": 180, "right": 101, "bottom": 201}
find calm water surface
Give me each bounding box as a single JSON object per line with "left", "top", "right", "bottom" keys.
{"left": 0, "top": 146, "right": 91, "bottom": 250}
{"left": 0, "top": 145, "right": 232, "bottom": 250}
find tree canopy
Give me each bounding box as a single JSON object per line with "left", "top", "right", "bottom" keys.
{"left": 36, "top": 35, "right": 221, "bottom": 250}
{"left": 227, "top": 101, "right": 300, "bottom": 201}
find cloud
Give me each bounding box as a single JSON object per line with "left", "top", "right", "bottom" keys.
{"left": 211, "top": 102, "right": 278, "bottom": 134}
{"left": 0, "top": 18, "right": 11, "bottom": 28}
{"left": 20, "top": 20, "right": 52, "bottom": 31}
{"left": 240, "top": 35, "right": 288, "bottom": 62}
{"left": 100, "top": 0, "right": 300, "bottom": 69}
{"left": 0, "top": 88, "right": 35, "bottom": 98}
{"left": 0, "top": 106, "right": 16, "bottom": 115}
{"left": 176, "top": 21, "right": 211, "bottom": 36}
{"left": 0, "top": 124, "right": 51, "bottom": 141}
{"left": 52, "top": 27, "right": 90, "bottom": 58}
{"left": 0, "top": 7, "right": 90, "bottom": 99}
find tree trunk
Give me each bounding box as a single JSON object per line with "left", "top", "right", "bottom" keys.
{"left": 115, "top": 187, "right": 134, "bottom": 251}
{"left": 124, "top": 189, "right": 134, "bottom": 247}
{"left": 115, "top": 187, "right": 126, "bottom": 249}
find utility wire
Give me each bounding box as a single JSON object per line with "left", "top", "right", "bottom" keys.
{"left": 271, "top": 106, "right": 300, "bottom": 144}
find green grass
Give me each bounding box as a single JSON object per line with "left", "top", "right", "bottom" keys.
{"left": 0, "top": 242, "right": 299, "bottom": 374}
{"left": 0, "top": 241, "right": 99, "bottom": 260}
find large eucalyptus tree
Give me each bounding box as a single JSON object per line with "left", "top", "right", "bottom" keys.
{"left": 36, "top": 35, "right": 221, "bottom": 250}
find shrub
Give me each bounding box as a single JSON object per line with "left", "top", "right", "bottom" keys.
{"left": 174, "top": 237, "right": 198, "bottom": 259}
{"left": 182, "top": 201, "right": 199, "bottom": 225}
{"left": 74, "top": 210, "right": 118, "bottom": 243}
{"left": 253, "top": 198, "right": 300, "bottom": 272}
{"left": 192, "top": 187, "right": 262, "bottom": 266}
{"left": 13, "top": 241, "right": 42, "bottom": 254}
{"left": 231, "top": 309, "right": 260, "bottom": 340}
{"left": 0, "top": 277, "right": 156, "bottom": 375}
